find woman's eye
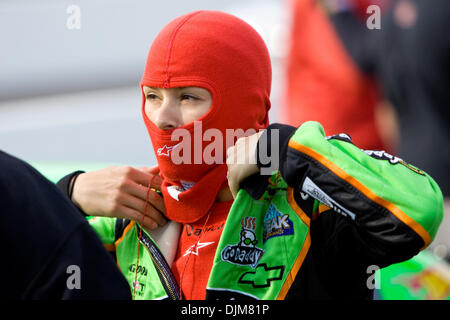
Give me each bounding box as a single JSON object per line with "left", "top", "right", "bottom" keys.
{"left": 146, "top": 93, "right": 159, "bottom": 100}
{"left": 181, "top": 94, "right": 198, "bottom": 101}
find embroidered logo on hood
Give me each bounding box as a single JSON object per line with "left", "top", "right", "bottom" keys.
{"left": 157, "top": 143, "right": 181, "bottom": 157}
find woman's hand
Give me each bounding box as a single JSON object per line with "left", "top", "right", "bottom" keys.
{"left": 226, "top": 131, "right": 263, "bottom": 198}
{"left": 71, "top": 166, "right": 166, "bottom": 229}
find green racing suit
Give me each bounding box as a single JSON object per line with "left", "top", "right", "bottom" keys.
{"left": 78, "top": 121, "right": 443, "bottom": 299}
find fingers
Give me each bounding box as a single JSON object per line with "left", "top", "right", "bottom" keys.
{"left": 137, "top": 165, "right": 159, "bottom": 173}
{"left": 71, "top": 165, "right": 168, "bottom": 230}
{"left": 148, "top": 165, "right": 160, "bottom": 175}
{"left": 226, "top": 145, "right": 242, "bottom": 199}
{"left": 119, "top": 166, "right": 163, "bottom": 189}
{"left": 118, "top": 193, "right": 167, "bottom": 228}
{"left": 111, "top": 166, "right": 166, "bottom": 227}
{"left": 226, "top": 132, "right": 263, "bottom": 199}
{"left": 226, "top": 143, "right": 241, "bottom": 199}
{"left": 136, "top": 165, "right": 160, "bottom": 176}
{"left": 125, "top": 182, "right": 166, "bottom": 214}
{"left": 227, "top": 173, "right": 239, "bottom": 199}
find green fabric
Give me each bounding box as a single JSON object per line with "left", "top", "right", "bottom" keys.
{"left": 88, "top": 216, "right": 116, "bottom": 246}
{"left": 88, "top": 217, "right": 168, "bottom": 300}
{"left": 28, "top": 126, "right": 445, "bottom": 300}
{"left": 290, "top": 121, "right": 443, "bottom": 241}
{"left": 86, "top": 172, "right": 311, "bottom": 300}
{"left": 207, "top": 174, "right": 309, "bottom": 299}
{"left": 115, "top": 223, "right": 169, "bottom": 300}
{"left": 379, "top": 250, "right": 450, "bottom": 300}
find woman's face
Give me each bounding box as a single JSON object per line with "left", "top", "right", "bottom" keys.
{"left": 143, "top": 86, "right": 212, "bottom": 130}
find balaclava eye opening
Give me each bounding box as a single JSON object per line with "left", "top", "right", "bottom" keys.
{"left": 141, "top": 10, "right": 272, "bottom": 223}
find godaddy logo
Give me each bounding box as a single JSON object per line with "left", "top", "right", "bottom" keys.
{"left": 221, "top": 217, "right": 265, "bottom": 268}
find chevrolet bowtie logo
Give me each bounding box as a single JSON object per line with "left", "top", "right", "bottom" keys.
{"left": 238, "top": 263, "right": 284, "bottom": 288}
{"left": 157, "top": 143, "right": 181, "bottom": 157}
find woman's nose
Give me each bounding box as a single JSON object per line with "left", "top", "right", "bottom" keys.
{"left": 154, "top": 100, "right": 181, "bottom": 130}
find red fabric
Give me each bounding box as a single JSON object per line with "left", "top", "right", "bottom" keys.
{"left": 140, "top": 11, "right": 272, "bottom": 299}
{"left": 141, "top": 11, "right": 271, "bottom": 224}
{"left": 172, "top": 200, "right": 232, "bottom": 300}
{"left": 283, "top": 0, "right": 385, "bottom": 150}
{"left": 353, "top": 0, "right": 392, "bottom": 18}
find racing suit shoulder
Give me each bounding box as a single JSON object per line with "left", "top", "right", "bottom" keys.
{"left": 258, "top": 121, "right": 443, "bottom": 265}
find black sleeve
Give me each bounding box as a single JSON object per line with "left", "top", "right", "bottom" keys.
{"left": 256, "top": 123, "right": 297, "bottom": 173}
{"left": 308, "top": 210, "right": 377, "bottom": 299}
{"left": 24, "top": 222, "right": 131, "bottom": 300}
{"left": 238, "top": 122, "right": 297, "bottom": 200}
{"left": 256, "top": 123, "right": 311, "bottom": 214}
{"left": 0, "top": 150, "right": 131, "bottom": 300}
{"left": 255, "top": 124, "right": 425, "bottom": 267}
{"left": 56, "top": 171, "right": 84, "bottom": 199}
{"left": 56, "top": 171, "right": 87, "bottom": 217}
{"left": 255, "top": 125, "right": 374, "bottom": 298}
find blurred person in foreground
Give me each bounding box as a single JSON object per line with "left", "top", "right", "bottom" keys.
{"left": 0, "top": 150, "right": 131, "bottom": 299}
{"left": 56, "top": 10, "right": 443, "bottom": 300}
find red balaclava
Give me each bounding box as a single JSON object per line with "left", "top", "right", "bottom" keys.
{"left": 141, "top": 11, "right": 272, "bottom": 224}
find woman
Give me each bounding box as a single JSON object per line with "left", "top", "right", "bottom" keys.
{"left": 57, "top": 10, "right": 443, "bottom": 300}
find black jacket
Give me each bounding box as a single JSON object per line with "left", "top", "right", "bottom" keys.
{"left": 0, "top": 150, "right": 131, "bottom": 299}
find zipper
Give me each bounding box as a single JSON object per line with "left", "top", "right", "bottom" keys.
{"left": 135, "top": 224, "right": 181, "bottom": 300}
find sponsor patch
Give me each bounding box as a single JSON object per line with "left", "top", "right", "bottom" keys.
{"left": 325, "top": 133, "right": 353, "bottom": 144}
{"left": 302, "top": 177, "right": 356, "bottom": 220}
{"left": 238, "top": 263, "right": 285, "bottom": 288}
{"left": 221, "top": 217, "right": 264, "bottom": 269}
{"left": 363, "top": 150, "right": 425, "bottom": 175}
{"left": 263, "top": 203, "right": 294, "bottom": 243}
